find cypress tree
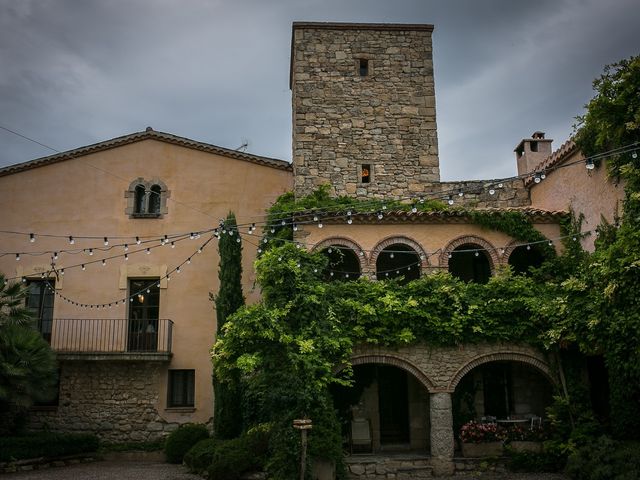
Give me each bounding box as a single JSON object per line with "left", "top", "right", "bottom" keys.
{"left": 212, "top": 212, "right": 244, "bottom": 439}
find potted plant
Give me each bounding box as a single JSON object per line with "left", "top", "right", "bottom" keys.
{"left": 504, "top": 424, "right": 547, "bottom": 453}
{"left": 459, "top": 421, "right": 506, "bottom": 457}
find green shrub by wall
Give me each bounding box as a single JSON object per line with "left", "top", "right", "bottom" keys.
{"left": 0, "top": 433, "right": 99, "bottom": 462}
{"left": 164, "top": 423, "right": 209, "bottom": 464}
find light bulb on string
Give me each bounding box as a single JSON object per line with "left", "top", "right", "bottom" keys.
{"left": 236, "top": 237, "right": 241, "bottom": 243}
{"left": 124, "top": 244, "right": 129, "bottom": 252}
{"left": 411, "top": 205, "right": 418, "bottom": 213}
{"left": 69, "top": 236, "right": 75, "bottom": 245}
{"left": 632, "top": 151, "right": 638, "bottom": 159}
{"left": 458, "top": 189, "right": 464, "bottom": 197}
{"left": 263, "top": 238, "right": 268, "bottom": 244}
{"left": 318, "top": 221, "right": 323, "bottom": 228}
{"left": 124, "top": 254, "right": 129, "bottom": 261}
{"left": 146, "top": 248, "right": 151, "bottom": 255}
{"left": 270, "top": 227, "right": 275, "bottom": 234}
{"left": 257, "top": 248, "right": 262, "bottom": 254}
{"left": 474, "top": 252, "right": 479, "bottom": 257}
{"left": 197, "top": 248, "right": 202, "bottom": 254}
{"left": 377, "top": 212, "right": 383, "bottom": 220}
{"left": 390, "top": 252, "right": 394, "bottom": 259}
{"left": 229, "top": 230, "right": 234, "bottom": 236}
{"left": 534, "top": 174, "right": 541, "bottom": 184}
{"left": 171, "top": 242, "right": 175, "bottom": 248}
{"left": 81, "top": 264, "right": 85, "bottom": 271}
{"left": 176, "top": 266, "right": 181, "bottom": 273}
{"left": 29, "top": 233, "right": 35, "bottom": 243}
{"left": 548, "top": 240, "right": 553, "bottom": 246}
{"left": 15, "top": 253, "right": 20, "bottom": 261}
{"left": 281, "top": 220, "right": 286, "bottom": 226}
{"left": 293, "top": 224, "right": 298, "bottom": 232}
{"left": 136, "top": 236, "right": 141, "bottom": 245}
{"left": 53, "top": 252, "right": 58, "bottom": 260}
{"left": 447, "top": 195, "right": 454, "bottom": 206}
{"left": 189, "top": 232, "right": 195, "bottom": 240}
{"left": 526, "top": 245, "right": 531, "bottom": 250}
{"left": 89, "top": 248, "right": 93, "bottom": 256}
{"left": 163, "top": 235, "right": 168, "bottom": 245}
{"left": 104, "top": 237, "right": 109, "bottom": 246}
{"left": 102, "top": 259, "right": 106, "bottom": 266}
{"left": 313, "top": 215, "right": 318, "bottom": 222}
{"left": 586, "top": 159, "right": 595, "bottom": 170}
{"left": 540, "top": 172, "right": 546, "bottom": 180}
{"left": 489, "top": 188, "right": 495, "bottom": 195}
{"left": 347, "top": 217, "right": 353, "bottom": 224}
{"left": 187, "top": 257, "right": 191, "bottom": 264}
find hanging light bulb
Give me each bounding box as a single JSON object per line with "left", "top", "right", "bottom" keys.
{"left": 411, "top": 205, "right": 418, "bottom": 213}
{"left": 263, "top": 238, "right": 268, "bottom": 244}
{"left": 475, "top": 252, "right": 480, "bottom": 257}
{"left": 102, "top": 259, "right": 106, "bottom": 266}
{"left": 257, "top": 248, "right": 262, "bottom": 254}
{"left": 313, "top": 268, "right": 318, "bottom": 273}
{"left": 534, "top": 174, "right": 541, "bottom": 184}
{"left": 124, "top": 253, "right": 129, "bottom": 261}
{"left": 29, "top": 233, "right": 35, "bottom": 243}
{"left": 236, "top": 237, "right": 241, "bottom": 243}
{"left": 229, "top": 229, "right": 234, "bottom": 236}
{"left": 60, "top": 269, "right": 65, "bottom": 276}
{"left": 330, "top": 272, "right": 334, "bottom": 277}
{"left": 419, "top": 197, "right": 425, "bottom": 204}
{"left": 318, "top": 221, "right": 323, "bottom": 228}
{"left": 447, "top": 195, "right": 454, "bottom": 205}
{"left": 548, "top": 240, "right": 553, "bottom": 246}
{"left": 540, "top": 172, "right": 546, "bottom": 180}
{"left": 69, "top": 236, "right": 75, "bottom": 245}
{"left": 146, "top": 248, "right": 151, "bottom": 254}
{"left": 458, "top": 189, "right": 464, "bottom": 197}
{"left": 328, "top": 248, "right": 332, "bottom": 253}
{"left": 197, "top": 248, "right": 202, "bottom": 254}
{"left": 293, "top": 223, "right": 298, "bottom": 232}
{"left": 89, "top": 248, "right": 94, "bottom": 256}
{"left": 347, "top": 217, "right": 353, "bottom": 224}
{"left": 313, "top": 215, "right": 319, "bottom": 222}
{"left": 187, "top": 257, "right": 191, "bottom": 264}
{"left": 390, "top": 252, "right": 395, "bottom": 259}
{"left": 189, "top": 232, "right": 195, "bottom": 240}
{"left": 124, "top": 244, "right": 129, "bottom": 252}
{"left": 377, "top": 211, "right": 383, "bottom": 220}
{"left": 489, "top": 188, "right": 496, "bottom": 195}
{"left": 345, "top": 273, "right": 350, "bottom": 278}
{"left": 81, "top": 264, "right": 86, "bottom": 271}
{"left": 270, "top": 227, "right": 275, "bottom": 234}
{"left": 104, "top": 237, "right": 109, "bottom": 246}
{"left": 586, "top": 159, "right": 595, "bottom": 170}
{"left": 53, "top": 252, "right": 59, "bottom": 260}
{"left": 136, "top": 236, "right": 141, "bottom": 245}
{"left": 171, "top": 242, "right": 175, "bottom": 248}
{"left": 632, "top": 151, "right": 638, "bottom": 159}
{"left": 526, "top": 245, "right": 531, "bottom": 250}
{"left": 281, "top": 220, "right": 286, "bottom": 226}
{"left": 359, "top": 250, "right": 364, "bottom": 257}
{"left": 448, "top": 253, "right": 452, "bottom": 259}
{"left": 15, "top": 253, "right": 20, "bottom": 261}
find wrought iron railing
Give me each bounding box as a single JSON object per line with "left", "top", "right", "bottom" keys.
{"left": 44, "top": 319, "right": 173, "bottom": 354}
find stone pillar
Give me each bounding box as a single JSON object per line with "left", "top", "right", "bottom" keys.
{"left": 430, "top": 392, "right": 454, "bottom": 475}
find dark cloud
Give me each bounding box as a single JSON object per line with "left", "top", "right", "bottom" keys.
{"left": 0, "top": 0, "right": 638, "bottom": 179}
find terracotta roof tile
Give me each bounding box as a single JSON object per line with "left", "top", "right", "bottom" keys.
{"left": 0, "top": 129, "right": 292, "bottom": 177}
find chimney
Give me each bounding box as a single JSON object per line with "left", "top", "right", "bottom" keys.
{"left": 515, "top": 131, "right": 553, "bottom": 176}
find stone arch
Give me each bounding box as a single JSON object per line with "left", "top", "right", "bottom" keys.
{"left": 447, "top": 351, "right": 558, "bottom": 392}
{"left": 124, "top": 177, "right": 170, "bottom": 217}
{"left": 312, "top": 236, "right": 367, "bottom": 272}
{"left": 336, "top": 353, "right": 436, "bottom": 393}
{"left": 370, "top": 235, "right": 430, "bottom": 273}
{"left": 439, "top": 234, "right": 499, "bottom": 273}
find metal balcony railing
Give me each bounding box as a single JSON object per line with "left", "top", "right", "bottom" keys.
{"left": 44, "top": 319, "right": 173, "bottom": 354}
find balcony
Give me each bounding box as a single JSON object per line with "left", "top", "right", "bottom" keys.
{"left": 44, "top": 318, "right": 173, "bottom": 361}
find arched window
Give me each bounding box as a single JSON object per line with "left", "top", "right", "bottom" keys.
{"left": 126, "top": 179, "right": 169, "bottom": 218}
{"left": 134, "top": 185, "right": 146, "bottom": 214}
{"left": 322, "top": 246, "right": 361, "bottom": 281}
{"left": 448, "top": 244, "right": 491, "bottom": 283}
{"left": 149, "top": 184, "right": 162, "bottom": 214}
{"left": 376, "top": 244, "right": 420, "bottom": 284}
{"left": 508, "top": 245, "right": 546, "bottom": 276}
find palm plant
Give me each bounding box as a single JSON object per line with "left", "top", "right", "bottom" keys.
{"left": 0, "top": 274, "right": 58, "bottom": 418}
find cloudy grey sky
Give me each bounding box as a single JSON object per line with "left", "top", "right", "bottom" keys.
{"left": 0, "top": 0, "right": 638, "bottom": 180}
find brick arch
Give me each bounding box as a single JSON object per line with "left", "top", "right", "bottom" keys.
{"left": 312, "top": 236, "right": 367, "bottom": 273}
{"left": 447, "top": 352, "right": 558, "bottom": 391}
{"left": 336, "top": 354, "right": 436, "bottom": 393}
{"left": 503, "top": 239, "right": 553, "bottom": 267}
{"left": 439, "top": 235, "right": 499, "bottom": 272}
{"left": 370, "top": 236, "right": 430, "bottom": 276}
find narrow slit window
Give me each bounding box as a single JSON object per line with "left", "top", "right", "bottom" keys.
{"left": 361, "top": 164, "right": 371, "bottom": 183}
{"left": 359, "top": 58, "right": 369, "bottom": 77}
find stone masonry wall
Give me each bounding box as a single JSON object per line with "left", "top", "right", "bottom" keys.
{"left": 29, "top": 361, "right": 179, "bottom": 443}
{"left": 292, "top": 24, "right": 440, "bottom": 200}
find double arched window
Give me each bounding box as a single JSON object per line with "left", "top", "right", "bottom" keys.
{"left": 126, "top": 179, "right": 169, "bottom": 218}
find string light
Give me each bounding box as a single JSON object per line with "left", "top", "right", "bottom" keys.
{"left": 124, "top": 254, "right": 129, "bottom": 261}
{"left": 146, "top": 248, "right": 151, "bottom": 254}
{"left": 136, "top": 236, "right": 141, "bottom": 245}
{"left": 69, "top": 236, "right": 74, "bottom": 245}
{"left": 586, "top": 159, "right": 595, "bottom": 170}
{"left": 88, "top": 248, "right": 93, "bottom": 256}
{"left": 102, "top": 259, "right": 106, "bottom": 266}
{"left": 53, "top": 252, "right": 58, "bottom": 260}
{"left": 104, "top": 237, "right": 109, "bottom": 246}
{"left": 447, "top": 195, "right": 454, "bottom": 206}
{"left": 81, "top": 264, "right": 85, "bottom": 271}
{"left": 15, "top": 253, "right": 20, "bottom": 261}
{"left": 29, "top": 233, "right": 35, "bottom": 243}
{"left": 124, "top": 244, "right": 129, "bottom": 252}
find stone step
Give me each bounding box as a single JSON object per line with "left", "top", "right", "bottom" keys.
{"left": 347, "top": 455, "right": 433, "bottom": 479}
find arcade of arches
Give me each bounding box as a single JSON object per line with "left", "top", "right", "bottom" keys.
{"left": 315, "top": 235, "right": 548, "bottom": 282}
{"left": 334, "top": 342, "right": 557, "bottom": 474}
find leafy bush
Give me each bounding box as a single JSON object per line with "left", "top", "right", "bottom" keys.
{"left": 505, "top": 424, "right": 549, "bottom": 442}
{"left": 566, "top": 437, "right": 640, "bottom": 480}
{"left": 183, "top": 438, "right": 218, "bottom": 474}
{"left": 206, "top": 424, "right": 271, "bottom": 480}
{"left": 506, "top": 449, "right": 566, "bottom": 473}
{"left": 0, "top": 433, "right": 99, "bottom": 462}
{"left": 164, "top": 423, "right": 209, "bottom": 464}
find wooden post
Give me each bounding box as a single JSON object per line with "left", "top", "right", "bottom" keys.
{"left": 293, "top": 419, "right": 313, "bottom": 480}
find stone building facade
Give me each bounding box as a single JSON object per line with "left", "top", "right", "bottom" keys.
{"left": 0, "top": 21, "right": 623, "bottom": 478}
{"left": 292, "top": 23, "right": 440, "bottom": 199}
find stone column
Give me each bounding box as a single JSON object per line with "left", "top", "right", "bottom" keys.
{"left": 430, "top": 392, "right": 454, "bottom": 475}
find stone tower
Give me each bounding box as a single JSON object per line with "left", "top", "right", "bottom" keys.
{"left": 291, "top": 22, "right": 440, "bottom": 199}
